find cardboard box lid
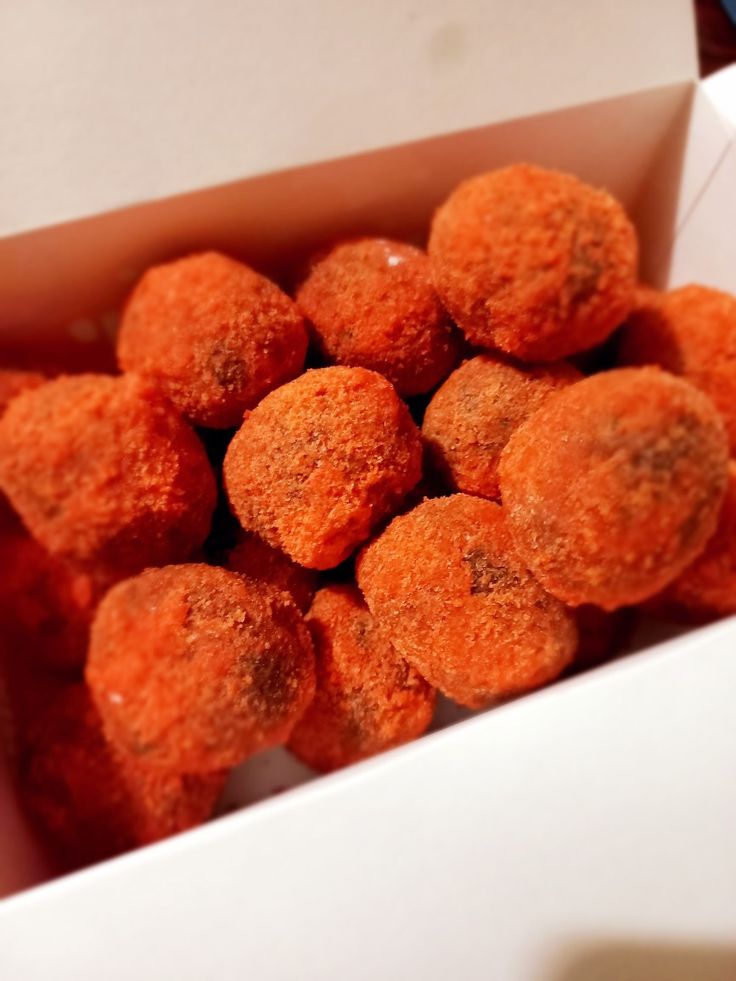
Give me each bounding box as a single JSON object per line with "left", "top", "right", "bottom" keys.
{"left": 0, "top": 0, "right": 696, "bottom": 236}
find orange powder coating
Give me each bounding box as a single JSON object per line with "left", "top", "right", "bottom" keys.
{"left": 618, "top": 284, "right": 736, "bottom": 452}
{"left": 0, "top": 374, "right": 216, "bottom": 573}
{"left": 118, "top": 251, "right": 308, "bottom": 428}
{"left": 0, "top": 369, "right": 46, "bottom": 414}
{"left": 356, "top": 495, "right": 576, "bottom": 708}
{"left": 428, "top": 164, "right": 637, "bottom": 361}
{"left": 86, "top": 564, "right": 315, "bottom": 773}
{"left": 296, "top": 238, "right": 460, "bottom": 396}
{"left": 0, "top": 369, "right": 47, "bottom": 525}
{"left": 499, "top": 368, "right": 729, "bottom": 610}
{"left": 20, "top": 685, "right": 225, "bottom": 870}
{"left": 655, "top": 462, "right": 736, "bottom": 620}
{"left": 423, "top": 355, "right": 580, "bottom": 499}
{"left": 287, "top": 585, "right": 435, "bottom": 772}
{"left": 226, "top": 532, "right": 317, "bottom": 614}
{"left": 0, "top": 527, "right": 109, "bottom": 672}
{"left": 223, "top": 367, "right": 423, "bottom": 569}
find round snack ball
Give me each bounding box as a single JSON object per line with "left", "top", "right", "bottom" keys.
{"left": 0, "top": 369, "right": 46, "bottom": 414}
{"left": 499, "top": 368, "right": 729, "bottom": 610}
{"left": 86, "top": 564, "right": 315, "bottom": 772}
{"left": 226, "top": 533, "right": 317, "bottom": 614}
{"left": 0, "top": 528, "right": 108, "bottom": 672}
{"left": 118, "top": 251, "right": 308, "bottom": 428}
{"left": 223, "top": 367, "right": 423, "bottom": 569}
{"left": 0, "top": 374, "right": 216, "bottom": 573}
{"left": 296, "top": 238, "right": 459, "bottom": 396}
{"left": 618, "top": 284, "right": 736, "bottom": 452}
{"left": 0, "top": 370, "right": 47, "bottom": 526}
{"left": 655, "top": 462, "right": 736, "bottom": 620}
{"left": 357, "top": 495, "right": 576, "bottom": 708}
{"left": 21, "top": 685, "right": 225, "bottom": 870}
{"left": 429, "top": 164, "right": 638, "bottom": 360}
{"left": 423, "top": 355, "right": 580, "bottom": 499}
{"left": 288, "top": 585, "right": 435, "bottom": 772}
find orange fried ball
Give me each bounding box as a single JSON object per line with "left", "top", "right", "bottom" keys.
{"left": 0, "top": 374, "right": 216, "bottom": 573}
{"left": 223, "top": 367, "right": 423, "bottom": 569}
{"left": 226, "top": 533, "right": 317, "bottom": 614}
{"left": 0, "top": 369, "right": 46, "bottom": 414}
{"left": 357, "top": 495, "right": 577, "bottom": 708}
{"left": 296, "top": 238, "right": 459, "bottom": 396}
{"left": 0, "top": 528, "right": 107, "bottom": 672}
{"left": 429, "top": 164, "right": 637, "bottom": 361}
{"left": 618, "top": 284, "right": 736, "bottom": 452}
{"left": 0, "top": 370, "right": 47, "bottom": 526}
{"left": 20, "top": 685, "right": 225, "bottom": 870}
{"left": 655, "top": 462, "right": 736, "bottom": 620}
{"left": 86, "top": 564, "right": 315, "bottom": 773}
{"left": 118, "top": 251, "right": 308, "bottom": 428}
{"left": 288, "top": 585, "right": 435, "bottom": 772}
{"left": 499, "top": 368, "right": 729, "bottom": 610}
{"left": 423, "top": 355, "right": 580, "bottom": 499}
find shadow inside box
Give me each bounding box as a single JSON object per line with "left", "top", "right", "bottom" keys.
{"left": 550, "top": 939, "right": 736, "bottom": 981}
{"left": 215, "top": 611, "right": 698, "bottom": 816}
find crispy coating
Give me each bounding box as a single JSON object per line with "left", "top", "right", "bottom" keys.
{"left": 20, "top": 686, "right": 225, "bottom": 870}
{"left": 223, "top": 367, "right": 423, "bottom": 569}
{"left": 423, "top": 355, "right": 580, "bottom": 499}
{"left": 618, "top": 284, "right": 736, "bottom": 452}
{"left": 226, "top": 533, "right": 317, "bottom": 614}
{"left": 0, "top": 370, "right": 47, "bottom": 525}
{"left": 499, "top": 368, "right": 729, "bottom": 610}
{"left": 655, "top": 462, "right": 736, "bottom": 619}
{"left": 288, "top": 585, "right": 435, "bottom": 772}
{"left": 0, "top": 374, "right": 216, "bottom": 573}
{"left": 296, "top": 238, "right": 460, "bottom": 396}
{"left": 118, "top": 252, "right": 308, "bottom": 428}
{"left": 357, "top": 495, "right": 576, "bottom": 708}
{"left": 0, "top": 369, "right": 46, "bottom": 414}
{"left": 429, "top": 164, "right": 638, "bottom": 360}
{"left": 0, "top": 528, "right": 108, "bottom": 672}
{"left": 86, "top": 564, "right": 315, "bottom": 772}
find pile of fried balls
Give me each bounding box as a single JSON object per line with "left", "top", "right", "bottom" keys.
{"left": 1, "top": 163, "right": 734, "bottom": 871}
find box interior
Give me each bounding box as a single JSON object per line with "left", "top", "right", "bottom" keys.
{"left": 1, "top": 76, "right": 735, "bottom": 902}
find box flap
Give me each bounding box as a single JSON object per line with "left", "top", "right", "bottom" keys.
{"left": 703, "top": 64, "right": 736, "bottom": 132}
{"left": 0, "top": 0, "right": 696, "bottom": 236}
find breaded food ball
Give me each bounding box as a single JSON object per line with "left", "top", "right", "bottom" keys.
{"left": 296, "top": 238, "right": 459, "bottom": 396}
{"left": 223, "top": 367, "right": 423, "bottom": 569}
{"left": 429, "top": 164, "right": 638, "bottom": 360}
{"left": 20, "top": 686, "right": 225, "bottom": 870}
{"left": 357, "top": 495, "right": 576, "bottom": 708}
{"left": 226, "top": 532, "right": 317, "bottom": 614}
{"left": 118, "top": 251, "right": 308, "bottom": 428}
{"left": 0, "top": 528, "right": 107, "bottom": 672}
{"left": 0, "top": 369, "right": 46, "bottom": 414}
{"left": 499, "top": 368, "right": 729, "bottom": 610}
{"left": 86, "top": 564, "right": 315, "bottom": 772}
{"left": 0, "top": 370, "right": 47, "bottom": 525}
{"left": 423, "top": 355, "right": 580, "bottom": 499}
{"left": 618, "top": 284, "right": 736, "bottom": 452}
{"left": 0, "top": 374, "right": 216, "bottom": 573}
{"left": 655, "top": 462, "right": 736, "bottom": 619}
{"left": 288, "top": 585, "right": 435, "bottom": 772}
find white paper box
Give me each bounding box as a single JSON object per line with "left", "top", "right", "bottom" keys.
{"left": 1, "top": 2, "right": 736, "bottom": 978}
